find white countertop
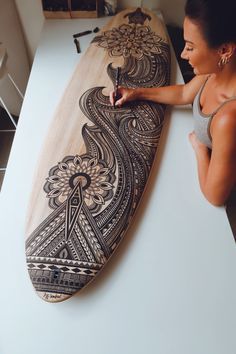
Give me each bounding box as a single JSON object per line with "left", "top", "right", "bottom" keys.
{"left": 1, "top": 14, "right": 236, "bottom": 354}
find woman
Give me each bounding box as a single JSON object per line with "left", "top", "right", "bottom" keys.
{"left": 110, "top": 0, "right": 236, "bottom": 211}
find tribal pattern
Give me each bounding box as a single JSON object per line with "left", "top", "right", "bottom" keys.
{"left": 26, "top": 8, "right": 170, "bottom": 301}
{"left": 125, "top": 7, "right": 152, "bottom": 25}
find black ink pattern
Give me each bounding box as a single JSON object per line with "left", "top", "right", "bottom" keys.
{"left": 124, "top": 8, "right": 151, "bottom": 25}
{"left": 92, "top": 24, "right": 166, "bottom": 59}
{"left": 26, "top": 10, "right": 171, "bottom": 301}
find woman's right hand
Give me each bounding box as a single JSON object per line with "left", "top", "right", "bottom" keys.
{"left": 109, "top": 87, "right": 137, "bottom": 107}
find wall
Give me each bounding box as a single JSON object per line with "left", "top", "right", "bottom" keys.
{"left": 0, "top": 0, "right": 30, "bottom": 116}
{"left": 15, "top": 0, "right": 44, "bottom": 64}
{"left": 15, "top": 0, "right": 185, "bottom": 66}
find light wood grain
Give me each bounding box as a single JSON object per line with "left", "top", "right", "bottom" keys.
{"left": 26, "top": 8, "right": 168, "bottom": 236}
{"left": 25, "top": 8, "right": 170, "bottom": 302}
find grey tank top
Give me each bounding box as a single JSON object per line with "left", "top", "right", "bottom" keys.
{"left": 192, "top": 78, "right": 236, "bottom": 149}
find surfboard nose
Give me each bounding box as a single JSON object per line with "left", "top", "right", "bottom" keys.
{"left": 26, "top": 257, "right": 103, "bottom": 302}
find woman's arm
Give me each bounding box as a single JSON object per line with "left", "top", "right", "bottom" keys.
{"left": 110, "top": 74, "right": 207, "bottom": 107}
{"left": 189, "top": 109, "right": 236, "bottom": 206}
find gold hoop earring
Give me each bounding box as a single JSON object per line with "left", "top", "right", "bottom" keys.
{"left": 218, "top": 56, "right": 230, "bottom": 69}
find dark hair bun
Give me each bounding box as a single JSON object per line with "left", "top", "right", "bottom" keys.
{"left": 185, "top": 0, "right": 236, "bottom": 47}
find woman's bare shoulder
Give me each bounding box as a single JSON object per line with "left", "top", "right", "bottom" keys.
{"left": 186, "top": 74, "right": 209, "bottom": 90}
{"left": 212, "top": 102, "right": 236, "bottom": 149}
{"left": 183, "top": 74, "right": 209, "bottom": 103}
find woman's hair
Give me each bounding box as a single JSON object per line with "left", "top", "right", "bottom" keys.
{"left": 185, "top": 0, "right": 236, "bottom": 48}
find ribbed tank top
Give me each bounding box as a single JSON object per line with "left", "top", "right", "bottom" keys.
{"left": 192, "top": 78, "right": 236, "bottom": 149}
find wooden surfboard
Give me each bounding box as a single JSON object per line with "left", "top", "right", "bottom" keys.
{"left": 25, "top": 7, "right": 171, "bottom": 302}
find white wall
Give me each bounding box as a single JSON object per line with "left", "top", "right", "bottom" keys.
{"left": 0, "top": 0, "right": 30, "bottom": 115}
{"left": 15, "top": 0, "right": 44, "bottom": 64}
{"left": 15, "top": 0, "right": 185, "bottom": 65}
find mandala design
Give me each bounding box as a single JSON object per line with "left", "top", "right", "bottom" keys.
{"left": 92, "top": 24, "right": 166, "bottom": 59}
{"left": 44, "top": 155, "right": 115, "bottom": 211}
{"left": 26, "top": 9, "right": 171, "bottom": 301}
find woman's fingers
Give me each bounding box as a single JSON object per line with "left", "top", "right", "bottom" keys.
{"left": 110, "top": 87, "right": 124, "bottom": 106}
{"left": 109, "top": 90, "right": 115, "bottom": 106}
{"left": 114, "top": 94, "right": 126, "bottom": 107}
{"left": 109, "top": 87, "right": 135, "bottom": 107}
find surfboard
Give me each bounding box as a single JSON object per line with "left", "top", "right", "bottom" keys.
{"left": 25, "top": 7, "right": 171, "bottom": 302}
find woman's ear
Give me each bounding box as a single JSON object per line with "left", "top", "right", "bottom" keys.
{"left": 217, "top": 43, "right": 236, "bottom": 69}
{"left": 218, "top": 43, "right": 236, "bottom": 58}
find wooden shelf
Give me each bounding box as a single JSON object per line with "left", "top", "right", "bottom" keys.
{"left": 42, "top": 0, "right": 102, "bottom": 19}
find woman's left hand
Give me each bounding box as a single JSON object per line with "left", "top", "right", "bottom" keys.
{"left": 189, "top": 131, "right": 208, "bottom": 153}
{"left": 189, "top": 119, "right": 236, "bottom": 206}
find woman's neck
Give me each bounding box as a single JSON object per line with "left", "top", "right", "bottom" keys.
{"left": 213, "top": 61, "right": 236, "bottom": 96}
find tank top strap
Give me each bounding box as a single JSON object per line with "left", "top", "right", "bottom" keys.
{"left": 211, "top": 96, "right": 236, "bottom": 116}
{"left": 198, "top": 75, "right": 210, "bottom": 99}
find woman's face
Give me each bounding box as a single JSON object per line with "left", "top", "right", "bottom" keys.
{"left": 181, "top": 16, "right": 219, "bottom": 75}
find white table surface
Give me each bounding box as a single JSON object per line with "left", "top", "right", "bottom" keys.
{"left": 1, "top": 13, "right": 236, "bottom": 354}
